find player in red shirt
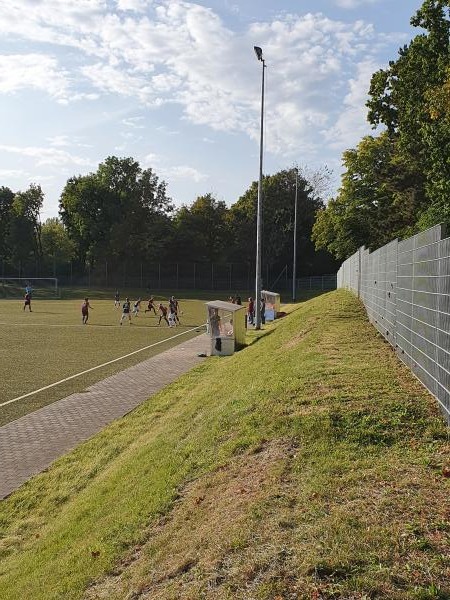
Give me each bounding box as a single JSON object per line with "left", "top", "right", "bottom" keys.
{"left": 158, "top": 303, "right": 169, "bottom": 326}
{"left": 23, "top": 292, "right": 32, "bottom": 312}
{"left": 81, "top": 297, "right": 93, "bottom": 324}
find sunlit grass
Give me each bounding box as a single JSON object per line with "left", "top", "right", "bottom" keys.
{"left": 0, "top": 290, "right": 448, "bottom": 599}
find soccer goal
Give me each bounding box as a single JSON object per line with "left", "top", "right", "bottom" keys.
{"left": 0, "top": 278, "right": 59, "bottom": 299}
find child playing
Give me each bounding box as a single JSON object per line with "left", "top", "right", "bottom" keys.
{"left": 120, "top": 298, "right": 132, "bottom": 325}
{"left": 145, "top": 296, "right": 157, "bottom": 315}
{"left": 132, "top": 298, "right": 141, "bottom": 316}
{"left": 23, "top": 292, "right": 32, "bottom": 312}
{"left": 158, "top": 303, "right": 169, "bottom": 326}
{"left": 81, "top": 297, "right": 93, "bottom": 324}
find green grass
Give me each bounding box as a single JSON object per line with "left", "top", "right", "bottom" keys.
{"left": 0, "top": 290, "right": 449, "bottom": 599}
{"left": 0, "top": 296, "right": 207, "bottom": 425}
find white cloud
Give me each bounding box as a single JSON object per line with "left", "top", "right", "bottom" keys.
{"left": 142, "top": 152, "right": 207, "bottom": 183}
{"left": 0, "top": 1, "right": 384, "bottom": 158}
{"left": 0, "top": 144, "right": 92, "bottom": 168}
{"left": 117, "top": 0, "right": 153, "bottom": 12}
{"left": 122, "top": 116, "right": 145, "bottom": 128}
{"left": 161, "top": 165, "right": 208, "bottom": 183}
{"left": 335, "top": 0, "right": 379, "bottom": 8}
{"left": 321, "top": 59, "right": 379, "bottom": 150}
{"left": 0, "top": 168, "right": 24, "bottom": 179}
{"left": 0, "top": 54, "right": 70, "bottom": 102}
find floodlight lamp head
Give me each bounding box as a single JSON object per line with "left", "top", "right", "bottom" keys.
{"left": 254, "top": 46, "right": 263, "bottom": 61}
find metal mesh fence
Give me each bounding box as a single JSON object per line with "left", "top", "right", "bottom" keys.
{"left": 338, "top": 224, "right": 450, "bottom": 423}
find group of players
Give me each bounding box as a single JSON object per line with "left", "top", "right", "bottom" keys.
{"left": 22, "top": 285, "right": 182, "bottom": 328}
{"left": 80, "top": 292, "right": 182, "bottom": 327}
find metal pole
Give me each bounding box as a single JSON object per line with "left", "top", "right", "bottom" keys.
{"left": 255, "top": 51, "right": 265, "bottom": 330}
{"left": 292, "top": 167, "right": 298, "bottom": 301}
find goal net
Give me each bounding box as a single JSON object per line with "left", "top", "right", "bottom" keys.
{"left": 0, "top": 278, "right": 59, "bottom": 299}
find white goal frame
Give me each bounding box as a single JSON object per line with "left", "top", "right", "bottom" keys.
{"left": 0, "top": 277, "right": 59, "bottom": 297}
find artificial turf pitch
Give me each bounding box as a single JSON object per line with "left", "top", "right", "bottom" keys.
{"left": 0, "top": 296, "right": 207, "bottom": 426}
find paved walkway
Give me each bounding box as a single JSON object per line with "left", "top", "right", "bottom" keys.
{"left": 0, "top": 333, "right": 209, "bottom": 499}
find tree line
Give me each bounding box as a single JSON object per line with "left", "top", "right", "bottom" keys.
{"left": 0, "top": 156, "right": 337, "bottom": 281}
{"left": 313, "top": 0, "right": 450, "bottom": 260}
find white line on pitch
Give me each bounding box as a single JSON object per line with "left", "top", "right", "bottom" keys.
{"left": 0, "top": 321, "right": 167, "bottom": 329}
{"left": 0, "top": 325, "right": 206, "bottom": 408}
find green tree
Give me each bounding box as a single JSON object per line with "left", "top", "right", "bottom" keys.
{"left": 7, "top": 184, "right": 44, "bottom": 270}
{"left": 0, "top": 186, "right": 14, "bottom": 262}
{"left": 229, "top": 168, "right": 330, "bottom": 275}
{"left": 171, "top": 194, "right": 230, "bottom": 263}
{"left": 41, "top": 218, "right": 76, "bottom": 274}
{"left": 59, "top": 157, "right": 173, "bottom": 268}
{"left": 367, "top": 0, "right": 450, "bottom": 228}
{"left": 312, "top": 133, "right": 427, "bottom": 260}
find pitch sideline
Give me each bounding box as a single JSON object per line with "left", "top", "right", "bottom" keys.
{"left": 0, "top": 325, "right": 206, "bottom": 408}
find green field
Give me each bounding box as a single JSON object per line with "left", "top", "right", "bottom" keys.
{"left": 0, "top": 290, "right": 448, "bottom": 599}
{"left": 0, "top": 294, "right": 208, "bottom": 426}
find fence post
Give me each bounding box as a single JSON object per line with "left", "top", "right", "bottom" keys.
{"left": 357, "top": 247, "right": 362, "bottom": 299}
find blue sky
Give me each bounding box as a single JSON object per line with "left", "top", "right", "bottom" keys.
{"left": 0, "top": 0, "right": 421, "bottom": 219}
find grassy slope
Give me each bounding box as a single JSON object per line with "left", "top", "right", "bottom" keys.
{"left": 0, "top": 290, "right": 449, "bottom": 599}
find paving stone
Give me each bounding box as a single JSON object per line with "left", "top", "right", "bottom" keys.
{"left": 0, "top": 334, "right": 209, "bottom": 499}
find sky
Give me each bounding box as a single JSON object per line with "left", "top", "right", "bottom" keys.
{"left": 0, "top": 0, "right": 423, "bottom": 219}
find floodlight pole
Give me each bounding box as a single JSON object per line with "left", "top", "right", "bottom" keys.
{"left": 254, "top": 46, "right": 266, "bottom": 330}
{"left": 292, "top": 166, "right": 298, "bottom": 301}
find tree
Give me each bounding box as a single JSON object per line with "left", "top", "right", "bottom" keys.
{"left": 367, "top": 0, "right": 450, "bottom": 227}
{"left": 41, "top": 218, "right": 75, "bottom": 274}
{"left": 0, "top": 186, "right": 14, "bottom": 262}
{"left": 59, "top": 157, "right": 174, "bottom": 268}
{"left": 7, "top": 184, "right": 44, "bottom": 270}
{"left": 228, "top": 168, "right": 332, "bottom": 275}
{"left": 312, "top": 133, "right": 427, "bottom": 259}
{"left": 171, "top": 194, "right": 230, "bottom": 263}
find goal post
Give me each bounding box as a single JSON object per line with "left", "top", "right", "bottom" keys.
{"left": 0, "top": 278, "right": 59, "bottom": 299}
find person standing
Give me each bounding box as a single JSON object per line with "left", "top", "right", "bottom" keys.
{"left": 260, "top": 295, "right": 266, "bottom": 325}
{"left": 169, "top": 295, "right": 181, "bottom": 324}
{"left": 120, "top": 298, "right": 132, "bottom": 325}
{"left": 114, "top": 290, "right": 120, "bottom": 308}
{"left": 81, "top": 297, "right": 93, "bottom": 324}
{"left": 247, "top": 297, "right": 255, "bottom": 326}
{"left": 23, "top": 291, "right": 32, "bottom": 312}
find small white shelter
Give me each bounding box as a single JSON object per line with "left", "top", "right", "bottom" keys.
{"left": 262, "top": 290, "right": 281, "bottom": 322}
{"left": 206, "top": 300, "right": 246, "bottom": 356}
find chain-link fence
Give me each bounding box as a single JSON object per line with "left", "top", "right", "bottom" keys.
{"left": 338, "top": 224, "right": 450, "bottom": 423}
{"left": 1, "top": 259, "right": 337, "bottom": 295}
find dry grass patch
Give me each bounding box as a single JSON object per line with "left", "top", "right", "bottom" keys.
{"left": 84, "top": 439, "right": 297, "bottom": 599}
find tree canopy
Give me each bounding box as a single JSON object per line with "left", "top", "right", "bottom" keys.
{"left": 314, "top": 0, "right": 450, "bottom": 260}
